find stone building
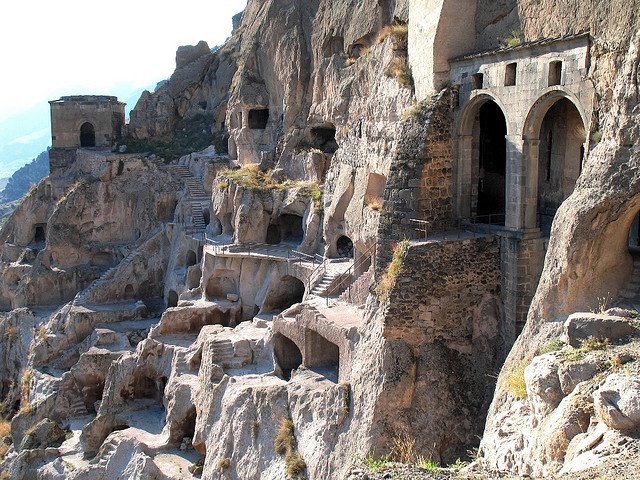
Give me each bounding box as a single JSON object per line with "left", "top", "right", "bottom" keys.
{"left": 48, "top": 95, "right": 125, "bottom": 174}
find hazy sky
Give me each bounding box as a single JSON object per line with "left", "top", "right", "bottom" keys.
{"left": 0, "top": 0, "right": 247, "bottom": 121}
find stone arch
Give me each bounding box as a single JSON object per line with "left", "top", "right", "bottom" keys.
{"left": 336, "top": 235, "right": 354, "bottom": 258}
{"left": 273, "top": 333, "right": 303, "bottom": 381}
{"left": 279, "top": 214, "right": 304, "bottom": 245}
{"left": 167, "top": 290, "right": 179, "bottom": 308}
{"left": 185, "top": 250, "right": 197, "bottom": 267}
{"left": 265, "top": 224, "right": 281, "bottom": 245}
{"left": 523, "top": 91, "right": 588, "bottom": 233}
{"left": 33, "top": 224, "right": 47, "bottom": 244}
{"left": 205, "top": 270, "right": 238, "bottom": 300}
{"left": 262, "top": 275, "right": 305, "bottom": 313}
{"left": 457, "top": 94, "right": 510, "bottom": 224}
{"left": 80, "top": 122, "right": 96, "bottom": 147}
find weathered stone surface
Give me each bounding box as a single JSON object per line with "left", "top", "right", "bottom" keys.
{"left": 563, "top": 313, "right": 638, "bottom": 347}
{"left": 594, "top": 374, "right": 640, "bottom": 431}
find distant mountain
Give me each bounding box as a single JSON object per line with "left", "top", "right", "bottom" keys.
{"left": 0, "top": 150, "right": 49, "bottom": 203}
{"left": 0, "top": 178, "right": 8, "bottom": 191}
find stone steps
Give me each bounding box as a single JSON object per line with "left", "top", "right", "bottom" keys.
{"left": 311, "top": 271, "right": 347, "bottom": 297}
{"left": 95, "top": 437, "right": 122, "bottom": 467}
{"left": 67, "top": 396, "right": 87, "bottom": 416}
{"left": 618, "top": 254, "right": 640, "bottom": 308}
{"left": 211, "top": 339, "right": 235, "bottom": 364}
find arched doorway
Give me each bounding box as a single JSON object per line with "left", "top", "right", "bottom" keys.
{"left": 80, "top": 122, "right": 96, "bottom": 147}
{"left": 262, "top": 276, "right": 305, "bottom": 313}
{"left": 336, "top": 235, "right": 354, "bottom": 258}
{"left": 185, "top": 250, "right": 197, "bottom": 267}
{"left": 167, "top": 290, "right": 178, "bottom": 308}
{"left": 476, "top": 101, "right": 507, "bottom": 224}
{"left": 273, "top": 333, "right": 303, "bottom": 380}
{"left": 457, "top": 96, "right": 509, "bottom": 225}
{"left": 536, "top": 98, "right": 586, "bottom": 235}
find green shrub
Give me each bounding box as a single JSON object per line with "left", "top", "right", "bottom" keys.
{"left": 538, "top": 339, "right": 565, "bottom": 355}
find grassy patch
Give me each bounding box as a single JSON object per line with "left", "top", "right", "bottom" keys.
{"left": 537, "top": 339, "right": 565, "bottom": 355}
{"left": 274, "top": 418, "right": 306, "bottom": 478}
{"left": 417, "top": 457, "right": 439, "bottom": 470}
{"left": 0, "top": 419, "right": 11, "bottom": 461}
{"left": 564, "top": 337, "right": 611, "bottom": 363}
{"left": 361, "top": 454, "right": 391, "bottom": 472}
{"left": 390, "top": 432, "right": 415, "bottom": 463}
{"left": 376, "top": 23, "right": 409, "bottom": 46}
{"left": 120, "top": 113, "right": 227, "bottom": 161}
{"left": 501, "top": 30, "right": 522, "bottom": 48}
{"left": 217, "top": 457, "right": 231, "bottom": 470}
{"left": 504, "top": 359, "right": 528, "bottom": 399}
{"left": 386, "top": 57, "right": 413, "bottom": 88}
{"left": 376, "top": 239, "right": 409, "bottom": 302}
{"left": 220, "top": 165, "right": 322, "bottom": 210}
{"left": 364, "top": 195, "right": 383, "bottom": 211}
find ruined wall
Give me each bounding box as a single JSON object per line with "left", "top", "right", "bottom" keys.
{"left": 376, "top": 90, "right": 454, "bottom": 270}
{"left": 356, "top": 235, "right": 505, "bottom": 463}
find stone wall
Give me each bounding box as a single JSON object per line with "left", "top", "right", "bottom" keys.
{"left": 376, "top": 90, "right": 454, "bottom": 271}
{"left": 361, "top": 234, "right": 507, "bottom": 462}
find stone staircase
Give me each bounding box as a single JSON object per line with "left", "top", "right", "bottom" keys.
{"left": 617, "top": 254, "right": 640, "bottom": 311}
{"left": 170, "top": 164, "right": 210, "bottom": 234}
{"left": 210, "top": 338, "right": 235, "bottom": 365}
{"left": 92, "top": 436, "right": 123, "bottom": 467}
{"left": 74, "top": 250, "right": 138, "bottom": 305}
{"left": 310, "top": 270, "right": 349, "bottom": 297}
{"left": 67, "top": 395, "right": 87, "bottom": 416}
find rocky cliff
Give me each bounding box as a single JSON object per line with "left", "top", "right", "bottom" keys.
{"left": 1, "top": 1, "right": 640, "bottom": 479}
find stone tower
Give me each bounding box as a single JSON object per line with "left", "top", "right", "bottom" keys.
{"left": 48, "top": 95, "right": 126, "bottom": 174}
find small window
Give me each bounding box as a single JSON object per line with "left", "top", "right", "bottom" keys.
{"left": 248, "top": 109, "right": 269, "bottom": 129}
{"left": 504, "top": 62, "right": 517, "bottom": 86}
{"left": 548, "top": 60, "right": 562, "bottom": 86}
{"left": 471, "top": 73, "right": 484, "bottom": 90}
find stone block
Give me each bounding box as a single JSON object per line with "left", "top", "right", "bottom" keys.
{"left": 563, "top": 313, "right": 638, "bottom": 347}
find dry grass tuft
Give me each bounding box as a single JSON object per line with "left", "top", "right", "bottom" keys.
{"left": 274, "top": 417, "right": 306, "bottom": 477}
{"left": 376, "top": 239, "right": 409, "bottom": 302}
{"left": 386, "top": 58, "right": 413, "bottom": 88}
{"left": 364, "top": 195, "right": 384, "bottom": 211}
{"left": 504, "top": 359, "right": 528, "bottom": 399}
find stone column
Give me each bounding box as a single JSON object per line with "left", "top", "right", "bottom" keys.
{"left": 523, "top": 138, "right": 540, "bottom": 230}
{"left": 505, "top": 134, "right": 524, "bottom": 230}
{"left": 457, "top": 135, "right": 473, "bottom": 219}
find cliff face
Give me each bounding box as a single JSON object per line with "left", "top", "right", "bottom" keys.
{"left": 2, "top": 1, "right": 640, "bottom": 479}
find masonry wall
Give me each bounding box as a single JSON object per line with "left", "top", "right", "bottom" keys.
{"left": 369, "top": 234, "right": 508, "bottom": 461}
{"left": 383, "top": 235, "right": 502, "bottom": 344}
{"left": 376, "top": 89, "right": 454, "bottom": 271}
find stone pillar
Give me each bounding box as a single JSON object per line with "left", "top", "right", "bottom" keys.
{"left": 500, "top": 229, "right": 546, "bottom": 337}
{"left": 523, "top": 138, "right": 540, "bottom": 230}
{"left": 505, "top": 135, "right": 524, "bottom": 230}
{"left": 457, "top": 135, "right": 473, "bottom": 219}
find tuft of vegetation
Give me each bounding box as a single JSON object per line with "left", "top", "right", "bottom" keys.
{"left": 217, "top": 457, "right": 231, "bottom": 470}
{"left": 376, "top": 23, "right": 409, "bottom": 46}
{"left": 376, "top": 239, "right": 410, "bottom": 302}
{"left": 386, "top": 57, "right": 413, "bottom": 88}
{"left": 504, "top": 358, "right": 528, "bottom": 399}
{"left": 274, "top": 418, "right": 306, "bottom": 478}
{"left": 390, "top": 432, "right": 415, "bottom": 464}
{"left": 219, "top": 165, "right": 323, "bottom": 211}
{"left": 0, "top": 419, "right": 10, "bottom": 461}
{"left": 537, "top": 339, "right": 565, "bottom": 355}
{"left": 416, "top": 457, "right": 439, "bottom": 470}
{"left": 580, "top": 336, "right": 610, "bottom": 351}
{"left": 501, "top": 30, "right": 523, "bottom": 48}
{"left": 252, "top": 420, "right": 260, "bottom": 439}
{"left": 361, "top": 454, "right": 391, "bottom": 472}
{"left": 364, "top": 195, "right": 384, "bottom": 211}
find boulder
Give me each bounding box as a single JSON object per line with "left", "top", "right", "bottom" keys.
{"left": 593, "top": 374, "right": 640, "bottom": 431}
{"left": 18, "top": 418, "right": 66, "bottom": 450}
{"left": 563, "top": 313, "right": 638, "bottom": 348}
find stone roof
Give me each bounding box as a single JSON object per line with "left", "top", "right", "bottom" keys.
{"left": 450, "top": 32, "right": 590, "bottom": 63}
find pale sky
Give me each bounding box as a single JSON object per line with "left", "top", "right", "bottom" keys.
{"left": 0, "top": 0, "right": 247, "bottom": 120}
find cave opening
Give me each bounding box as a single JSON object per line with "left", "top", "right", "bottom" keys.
{"left": 80, "top": 122, "right": 96, "bottom": 147}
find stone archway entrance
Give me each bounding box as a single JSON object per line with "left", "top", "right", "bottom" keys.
{"left": 476, "top": 101, "right": 507, "bottom": 224}
{"left": 80, "top": 122, "right": 96, "bottom": 147}
{"left": 336, "top": 235, "right": 354, "bottom": 258}
{"left": 457, "top": 95, "right": 509, "bottom": 226}
{"left": 535, "top": 98, "right": 586, "bottom": 235}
